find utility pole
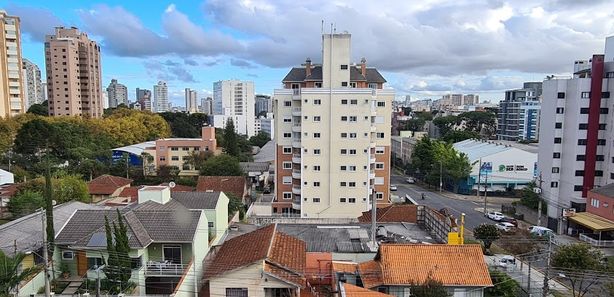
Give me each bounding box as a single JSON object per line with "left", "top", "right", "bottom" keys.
{"left": 536, "top": 173, "right": 544, "bottom": 227}
{"left": 542, "top": 234, "right": 552, "bottom": 297}
{"left": 476, "top": 158, "right": 482, "bottom": 199}
{"left": 41, "top": 209, "right": 51, "bottom": 297}
{"left": 439, "top": 161, "right": 443, "bottom": 192}
{"left": 527, "top": 256, "right": 532, "bottom": 296}
{"left": 483, "top": 174, "right": 488, "bottom": 214}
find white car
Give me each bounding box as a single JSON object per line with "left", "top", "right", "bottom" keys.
{"left": 486, "top": 211, "right": 505, "bottom": 221}
{"left": 528, "top": 226, "right": 554, "bottom": 237}
{"left": 406, "top": 178, "right": 415, "bottom": 184}
{"left": 495, "top": 222, "right": 516, "bottom": 232}
{"left": 390, "top": 185, "right": 398, "bottom": 191}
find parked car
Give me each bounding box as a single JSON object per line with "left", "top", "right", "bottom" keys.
{"left": 500, "top": 217, "right": 518, "bottom": 227}
{"left": 486, "top": 211, "right": 505, "bottom": 221}
{"left": 406, "top": 177, "right": 415, "bottom": 184}
{"left": 390, "top": 184, "right": 398, "bottom": 191}
{"left": 528, "top": 226, "right": 554, "bottom": 237}
{"left": 495, "top": 222, "right": 516, "bottom": 232}
{"left": 498, "top": 255, "right": 516, "bottom": 268}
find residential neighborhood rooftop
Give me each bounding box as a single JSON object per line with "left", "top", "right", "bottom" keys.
{"left": 87, "top": 174, "right": 132, "bottom": 195}
{"left": 196, "top": 176, "right": 246, "bottom": 198}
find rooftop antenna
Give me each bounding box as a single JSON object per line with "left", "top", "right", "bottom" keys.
{"left": 321, "top": 20, "right": 324, "bottom": 34}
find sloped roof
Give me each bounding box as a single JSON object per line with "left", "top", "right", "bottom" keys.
{"left": 170, "top": 191, "right": 221, "bottom": 210}
{"left": 203, "top": 224, "right": 307, "bottom": 288}
{"left": 282, "top": 66, "right": 386, "bottom": 83}
{"left": 87, "top": 174, "right": 132, "bottom": 195}
{"left": 357, "top": 205, "right": 418, "bottom": 223}
{"left": 590, "top": 183, "right": 614, "bottom": 198}
{"left": 340, "top": 283, "right": 393, "bottom": 297}
{"left": 358, "top": 244, "right": 492, "bottom": 288}
{"left": 197, "top": 176, "right": 246, "bottom": 198}
{"left": 112, "top": 141, "right": 156, "bottom": 156}
{"left": 116, "top": 184, "right": 196, "bottom": 204}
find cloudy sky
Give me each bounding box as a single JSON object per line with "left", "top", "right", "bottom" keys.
{"left": 3, "top": 0, "right": 614, "bottom": 106}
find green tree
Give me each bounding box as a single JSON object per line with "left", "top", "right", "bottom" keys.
{"left": 552, "top": 243, "right": 606, "bottom": 297}
{"left": 199, "top": 154, "right": 244, "bottom": 176}
{"left": 519, "top": 181, "right": 545, "bottom": 211}
{"left": 458, "top": 111, "right": 496, "bottom": 138}
{"left": 7, "top": 190, "right": 44, "bottom": 218}
{"left": 0, "top": 251, "right": 39, "bottom": 297}
{"left": 53, "top": 174, "right": 89, "bottom": 203}
{"left": 474, "top": 224, "right": 500, "bottom": 251}
{"left": 432, "top": 115, "right": 458, "bottom": 138}
{"left": 222, "top": 119, "right": 240, "bottom": 157}
{"left": 26, "top": 100, "right": 48, "bottom": 116}
{"left": 44, "top": 164, "right": 54, "bottom": 256}
{"left": 226, "top": 193, "right": 245, "bottom": 220}
{"left": 409, "top": 273, "right": 450, "bottom": 297}
{"left": 411, "top": 137, "right": 435, "bottom": 181}
{"left": 183, "top": 151, "right": 214, "bottom": 171}
{"left": 13, "top": 118, "right": 54, "bottom": 159}
{"left": 485, "top": 269, "right": 520, "bottom": 297}
{"left": 433, "top": 141, "right": 471, "bottom": 192}
{"left": 104, "top": 209, "right": 131, "bottom": 294}
{"left": 405, "top": 118, "right": 426, "bottom": 132}
{"left": 442, "top": 130, "right": 480, "bottom": 143}
{"left": 248, "top": 131, "right": 271, "bottom": 148}
{"left": 157, "top": 165, "right": 180, "bottom": 181}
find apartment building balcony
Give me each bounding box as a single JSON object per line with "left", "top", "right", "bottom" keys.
{"left": 292, "top": 89, "right": 301, "bottom": 100}
{"left": 370, "top": 155, "right": 376, "bottom": 164}
{"left": 292, "top": 196, "right": 301, "bottom": 210}
{"left": 292, "top": 155, "right": 301, "bottom": 164}
{"left": 370, "top": 142, "right": 377, "bottom": 148}
{"left": 292, "top": 107, "right": 302, "bottom": 116}
{"left": 292, "top": 140, "right": 301, "bottom": 148}
{"left": 145, "top": 261, "right": 189, "bottom": 277}
{"left": 292, "top": 186, "right": 301, "bottom": 195}
{"left": 292, "top": 125, "right": 302, "bottom": 132}
{"left": 369, "top": 172, "right": 376, "bottom": 179}
{"left": 370, "top": 125, "right": 377, "bottom": 132}
{"left": 292, "top": 170, "right": 301, "bottom": 179}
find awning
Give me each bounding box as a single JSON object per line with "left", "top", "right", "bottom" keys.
{"left": 569, "top": 212, "right": 614, "bottom": 232}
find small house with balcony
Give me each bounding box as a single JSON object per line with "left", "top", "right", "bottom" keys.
{"left": 569, "top": 183, "right": 614, "bottom": 247}
{"left": 54, "top": 188, "right": 210, "bottom": 296}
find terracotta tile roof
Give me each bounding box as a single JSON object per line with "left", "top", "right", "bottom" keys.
{"left": 264, "top": 262, "right": 306, "bottom": 287}
{"left": 357, "top": 205, "right": 418, "bottom": 223}
{"left": 87, "top": 174, "right": 132, "bottom": 195}
{"left": 197, "top": 176, "right": 246, "bottom": 198}
{"left": 159, "top": 182, "right": 196, "bottom": 192}
{"left": 332, "top": 261, "right": 358, "bottom": 274}
{"left": 359, "top": 244, "right": 492, "bottom": 288}
{"left": 0, "top": 183, "right": 20, "bottom": 198}
{"left": 340, "top": 283, "right": 393, "bottom": 297}
{"left": 116, "top": 184, "right": 196, "bottom": 203}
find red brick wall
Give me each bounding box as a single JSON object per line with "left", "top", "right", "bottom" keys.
{"left": 587, "top": 192, "right": 614, "bottom": 221}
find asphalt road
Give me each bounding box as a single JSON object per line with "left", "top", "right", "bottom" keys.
{"left": 390, "top": 174, "right": 499, "bottom": 231}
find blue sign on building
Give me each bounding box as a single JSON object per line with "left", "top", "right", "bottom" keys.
{"left": 480, "top": 162, "right": 492, "bottom": 174}
{"left": 112, "top": 150, "right": 143, "bottom": 166}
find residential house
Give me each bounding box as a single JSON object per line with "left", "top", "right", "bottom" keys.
{"left": 340, "top": 283, "right": 392, "bottom": 297}
{"left": 569, "top": 183, "right": 614, "bottom": 246}
{"left": 0, "top": 201, "right": 103, "bottom": 296}
{"left": 197, "top": 176, "right": 249, "bottom": 202}
{"left": 105, "top": 183, "right": 195, "bottom": 206}
{"left": 87, "top": 174, "right": 132, "bottom": 202}
{"left": 0, "top": 183, "right": 19, "bottom": 218}
{"left": 54, "top": 188, "right": 210, "bottom": 296}
{"left": 202, "top": 224, "right": 316, "bottom": 297}
{"left": 0, "top": 168, "right": 14, "bottom": 184}
{"left": 357, "top": 244, "right": 492, "bottom": 297}
{"left": 357, "top": 204, "right": 418, "bottom": 223}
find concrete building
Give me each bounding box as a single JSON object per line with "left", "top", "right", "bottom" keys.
{"left": 154, "top": 80, "right": 168, "bottom": 112}
{"left": 212, "top": 80, "right": 255, "bottom": 136}
{"left": 260, "top": 115, "right": 274, "bottom": 139}
{"left": 254, "top": 116, "right": 262, "bottom": 134}
{"left": 136, "top": 87, "right": 152, "bottom": 111}
{"left": 273, "top": 33, "right": 393, "bottom": 218}
{"left": 106, "top": 79, "right": 128, "bottom": 108}
{"left": 391, "top": 136, "right": 418, "bottom": 165}
{"left": 255, "top": 94, "right": 272, "bottom": 116}
{"left": 45, "top": 27, "right": 103, "bottom": 117}
{"left": 409, "top": 99, "right": 432, "bottom": 112}
{"left": 497, "top": 82, "right": 542, "bottom": 141}
{"left": 200, "top": 96, "right": 213, "bottom": 114}
{"left": 156, "top": 126, "right": 217, "bottom": 176}
{"left": 0, "top": 10, "right": 25, "bottom": 117}
{"left": 22, "top": 58, "right": 43, "bottom": 108}
{"left": 463, "top": 94, "right": 479, "bottom": 105}
{"left": 185, "top": 88, "right": 198, "bottom": 113}
{"left": 538, "top": 36, "right": 614, "bottom": 232}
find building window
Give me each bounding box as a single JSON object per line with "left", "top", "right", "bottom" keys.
{"left": 226, "top": 288, "right": 248, "bottom": 297}
{"left": 349, "top": 166, "right": 357, "bottom": 171}
{"left": 314, "top": 99, "right": 321, "bottom": 105}
{"left": 350, "top": 99, "right": 358, "bottom": 105}
{"left": 597, "top": 155, "right": 605, "bottom": 161}
{"left": 283, "top": 192, "right": 292, "bottom": 199}
{"left": 284, "top": 101, "right": 291, "bottom": 107}
{"left": 313, "top": 182, "right": 320, "bottom": 187}
{"left": 171, "top": 156, "right": 179, "bottom": 161}
{"left": 62, "top": 251, "right": 74, "bottom": 260}
{"left": 602, "top": 92, "right": 610, "bottom": 98}
{"left": 312, "top": 198, "right": 320, "bottom": 203}
{"left": 283, "top": 117, "right": 291, "bottom": 123}
{"left": 349, "top": 116, "right": 357, "bottom": 122}
{"left": 283, "top": 162, "right": 292, "bottom": 169}
{"left": 551, "top": 182, "right": 558, "bottom": 188}
{"left": 552, "top": 167, "right": 559, "bottom": 173}
{"left": 283, "top": 133, "right": 291, "bottom": 138}
{"left": 611, "top": 173, "right": 614, "bottom": 179}
{"left": 369, "top": 83, "right": 378, "bottom": 89}
{"left": 376, "top": 132, "right": 385, "bottom": 139}
{"left": 376, "top": 163, "right": 385, "bottom": 170}
{"left": 349, "top": 149, "right": 357, "bottom": 155}
{"left": 340, "top": 197, "right": 347, "bottom": 203}
{"left": 591, "top": 199, "right": 600, "bottom": 208}
{"left": 341, "top": 133, "right": 347, "bottom": 138}
{"left": 314, "top": 149, "right": 321, "bottom": 155}
{"left": 182, "top": 147, "right": 189, "bottom": 151}
{"left": 377, "top": 101, "right": 386, "bottom": 107}
{"left": 208, "top": 222, "right": 214, "bottom": 228}
{"left": 283, "top": 147, "right": 292, "bottom": 154}
{"left": 341, "top": 116, "right": 348, "bottom": 121}
{"left": 341, "top": 99, "right": 348, "bottom": 105}
{"left": 599, "top": 123, "right": 607, "bottom": 130}
{"left": 313, "top": 166, "right": 320, "bottom": 171}
{"left": 349, "top": 182, "right": 356, "bottom": 187}
{"left": 581, "top": 92, "right": 590, "bottom": 98}
{"left": 580, "top": 108, "right": 589, "bottom": 114}
{"left": 554, "top": 137, "right": 561, "bottom": 143}
{"left": 87, "top": 257, "right": 104, "bottom": 269}
{"left": 340, "top": 149, "right": 347, "bottom": 155}
{"left": 596, "top": 170, "right": 604, "bottom": 177}
{"left": 315, "top": 82, "right": 322, "bottom": 88}
{"left": 578, "top": 139, "right": 587, "bottom": 145}
{"left": 601, "top": 108, "right": 609, "bottom": 114}
{"left": 557, "top": 92, "right": 565, "bottom": 99}
{"left": 575, "top": 170, "right": 584, "bottom": 176}
{"left": 340, "top": 182, "right": 347, "bottom": 187}
{"left": 282, "top": 176, "right": 292, "bottom": 184}
{"left": 376, "top": 192, "right": 384, "bottom": 200}
{"left": 607, "top": 72, "right": 614, "bottom": 78}
{"left": 314, "top": 133, "right": 321, "bottom": 138}
{"left": 349, "top": 133, "right": 357, "bottom": 138}
{"left": 578, "top": 123, "right": 588, "bottom": 130}
{"left": 574, "top": 185, "right": 583, "bottom": 192}
{"left": 171, "top": 147, "right": 179, "bottom": 151}
{"left": 340, "top": 64, "right": 348, "bottom": 70}
{"left": 376, "top": 147, "right": 385, "bottom": 154}
{"left": 341, "top": 82, "right": 348, "bottom": 87}
{"left": 556, "top": 107, "right": 564, "bottom": 114}
{"left": 555, "top": 122, "right": 562, "bottom": 129}
{"left": 313, "top": 116, "right": 321, "bottom": 122}
{"left": 340, "top": 166, "right": 347, "bottom": 171}
{"left": 577, "top": 155, "right": 586, "bottom": 161}
{"left": 159, "top": 157, "right": 166, "bottom": 161}
{"left": 348, "top": 198, "right": 356, "bottom": 203}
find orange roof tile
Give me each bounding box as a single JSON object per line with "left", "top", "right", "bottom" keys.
{"left": 87, "top": 174, "right": 132, "bottom": 195}
{"left": 197, "top": 176, "right": 246, "bottom": 198}
{"left": 357, "top": 204, "right": 418, "bottom": 223}
{"left": 332, "top": 261, "right": 358, "bottom": 274}
{"left": 359, "top": 244, "right": 492, "bottom": 288}
{"left": 357, "top": 260, "right": 383, "bottom": 289}
{"left": 341, "top": 283, "right": 393, "bottom": 297}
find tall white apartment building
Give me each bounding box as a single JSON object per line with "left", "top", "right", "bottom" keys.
{"left": 154, "top": 80, "right": 168, "bottom": 112}
{"left": 212, "top": 80, "right": 255, "bottom": 137}
{"left": 22, "top": 58, "right": 43, "bottom": 108}
{"left": 185, "top": 88, "right": 198, "bottom": 113}
{"left": 538, "top": 36, "right": 614, "bottom": 232}
{"left": 0, "top": 10, "right": 25, "bottom": 117}
{"left": 200, "top": 97, "right": 213, "bottom": 114}
{"left": 498, "top": 82, "right": 542, "bottom": 141}
{"left": 463, "top": 94, "right": 479, "bottom": 105}
{"left": 273, "top": 33, "right": 393, "bottom": 218}
{"left": 106, "top": 79, "right": 128, "bottom": 108}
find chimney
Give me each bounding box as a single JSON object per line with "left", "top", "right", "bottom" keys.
{"left": 360, "top": 57, "right": 367, "bottom": 77}
{"left": 138, "top": 186, "right": 171, "bottom": 205}
{"left": 305, "top": 57, "right": 312, "bottom": 77}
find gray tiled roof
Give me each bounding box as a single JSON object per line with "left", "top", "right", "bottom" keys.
{"left": 133, "top": 209, "right": 200, "bottom": 243}
{"left": 170, "top": 191, "right": 221, "bottom": 210}
{"left": 591, "top": 183, "right": 614, "bottom": 197}
{"left": 0, "top": 201, "right": 104, "bottom": 256}
{"left": 282, "top": 66, "right": 386, "bottom": 83}
{"left": 240, "top": 162, "right": 270, "bottom": 173}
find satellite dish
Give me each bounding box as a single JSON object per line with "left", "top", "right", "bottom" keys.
{"left": 168, "top": 182, "right": 176, "bottom": 188}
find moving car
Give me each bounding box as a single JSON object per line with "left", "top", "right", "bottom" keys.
{"left": 495, "top": 222, "right": 516, "bottom": 232}
{"left": 390, "top": 184, "right": 398, "bottom": 191}
{"left": 498, "top": 255, "right": 516, "bottom": 268}
{"left": 486, "top": 211, "right": 505, "bottom": 221}
{"left": 406, "top": 177, "right": 415, "bottom": 184}
{"left": 528, "top": 226, "right": 554, "bottom": 237}
{"left": 500, "top": 217, "right": 518, "bottom": 227}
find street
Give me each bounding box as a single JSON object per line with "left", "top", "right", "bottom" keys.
{"left": 390, "top": 174, "right": 507, "bottom": 231}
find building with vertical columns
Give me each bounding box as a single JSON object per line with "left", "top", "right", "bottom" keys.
{"left": 22, "top": 58, "right": 43, "bottom": 108}
{"left": 45, "top": 27, "right": 103, "bottom": 118}
{"left": 273, "top": 33, "right": 393, "bottom": 218}
{"left": 497, "top": 82, "right": 542, "bottom": 142}
{"left": 106, "top": 79, "right": 128, "bottom": 108}
{"left": 538, "top": 36, "right": 614, "bottom": 232}
{"left": 0, "top": 10, "right": 25, "bottom": 117}
{"left": 154, "top": 81, "right": 168, "bottom": 112}
{"left": 185, "top": 88, "right": 198, "bottom": 113}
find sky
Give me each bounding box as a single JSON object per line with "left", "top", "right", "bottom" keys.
{"left": 3, "top": 0, "right": 614, "bottom": 107}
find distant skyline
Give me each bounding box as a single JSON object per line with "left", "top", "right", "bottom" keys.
{"left": 2, "top": 0, "right": 613, "bottom": 106}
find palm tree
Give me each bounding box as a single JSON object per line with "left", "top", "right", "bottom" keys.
{"left": 0, "top": 251, "right": 39, "bottom": 297}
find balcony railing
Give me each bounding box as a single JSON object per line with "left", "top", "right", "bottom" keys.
{"left": 579, "top": 233, "right": 614, "bottom": 247}
{"left": 145, "top": 261, "right": 189, "bottom": 276}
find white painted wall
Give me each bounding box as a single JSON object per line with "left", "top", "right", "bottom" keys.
{"left": 208, "top": 262, "right": 295, "bottom": 297}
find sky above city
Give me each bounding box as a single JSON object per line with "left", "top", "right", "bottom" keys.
{"left": 3, "top": 0, "right": 614, "bottom": 106}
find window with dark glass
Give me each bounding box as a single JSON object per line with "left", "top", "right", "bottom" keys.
{"left": 557, "top": 92, "right": 565, "bottom": 99}
{"left": 575, "top": 170, "right": 584, "bottom": 176}
{"left": 578, "top": 123, "right": 588, "bottom": 130}
{"left": 578, "top": 139, "right": 587, "bottom": 145}
{"left": 602, "top": 92, "right": 610, "bottom": 98}
{"left": 554, "top": 137, "right": 561, "bottom": 143}
{"left": 574, "top": 185, "right": 583, "bottom": 192}
{"left": 577, "top": 155, "right": 586, "bottom": 161}
{"left": 555, "top": 122, "right": 562, "bottom": 129}
{"left": 580, "top": 108, "right": 589, "bottom": 114}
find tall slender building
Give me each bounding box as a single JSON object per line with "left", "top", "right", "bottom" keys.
{"left": 212, "top": 80, "right": 255, "bottom": 136}
{"left": 497, "top": 82, "right": 542, "bottom": 141}
{"left": 273, "top": 33, "right": 393, "bottom": 218}
{"left": 22, "top": 58, "right": 43, "bottom": 108}
{"left": 185, "top": 88, "right": 198, "bottom": 113}
{"left": 106, "top": 79, "right": 128, "bottom": 108}
{"left": 154, "top": 81, "right": 168, "bottom": 112}
{"left": 200, "top": 97, "right": 213, "bottom": 114}
{"left": 45, "top": 27, "right": 103, "bottom": 117}
{"left": 0, "top": 10, "right": 25, "bottom": 117}
{"left": 136, "top": 88, "right": 152, "bottom": 111}
{"left": 255, "top": 94, "right": 272, "bottom": 116}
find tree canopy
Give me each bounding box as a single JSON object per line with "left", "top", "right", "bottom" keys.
{"left": 199, "top": 154, "right": 244, "bottom": 176}
{"left": 432, "top": 111, "right": 497, "bottom": 141}
{"left": 159, "top": 112, "right": 208, "bottom": 138}
{"left": 485, "top": 269, "right": 520, "bottom": 297}
{"left": 104, "top": 209, "right": 131, "bottom": 294}
{"left": 552, "top": 243, "right": 606, "bottom": 297}
{"left": 249, "top": 131, "right": 271, "bottom": 148}
{"left": 0, "top": 251, "right": 39, "bottom": 297}
{"left": 222, "top": 119, "right": 240, "bottom": 157}
{"left": 474, "top": 223, "right": 500, "bottom": 250}
{"left": 410, "top": 137, "right": 471, "bottom": 191}
{"left": 26, "top": 100, "right": 48, "bottom": 116}
{"left": 7, "top": 190, "right": 44, "bottom": 218}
